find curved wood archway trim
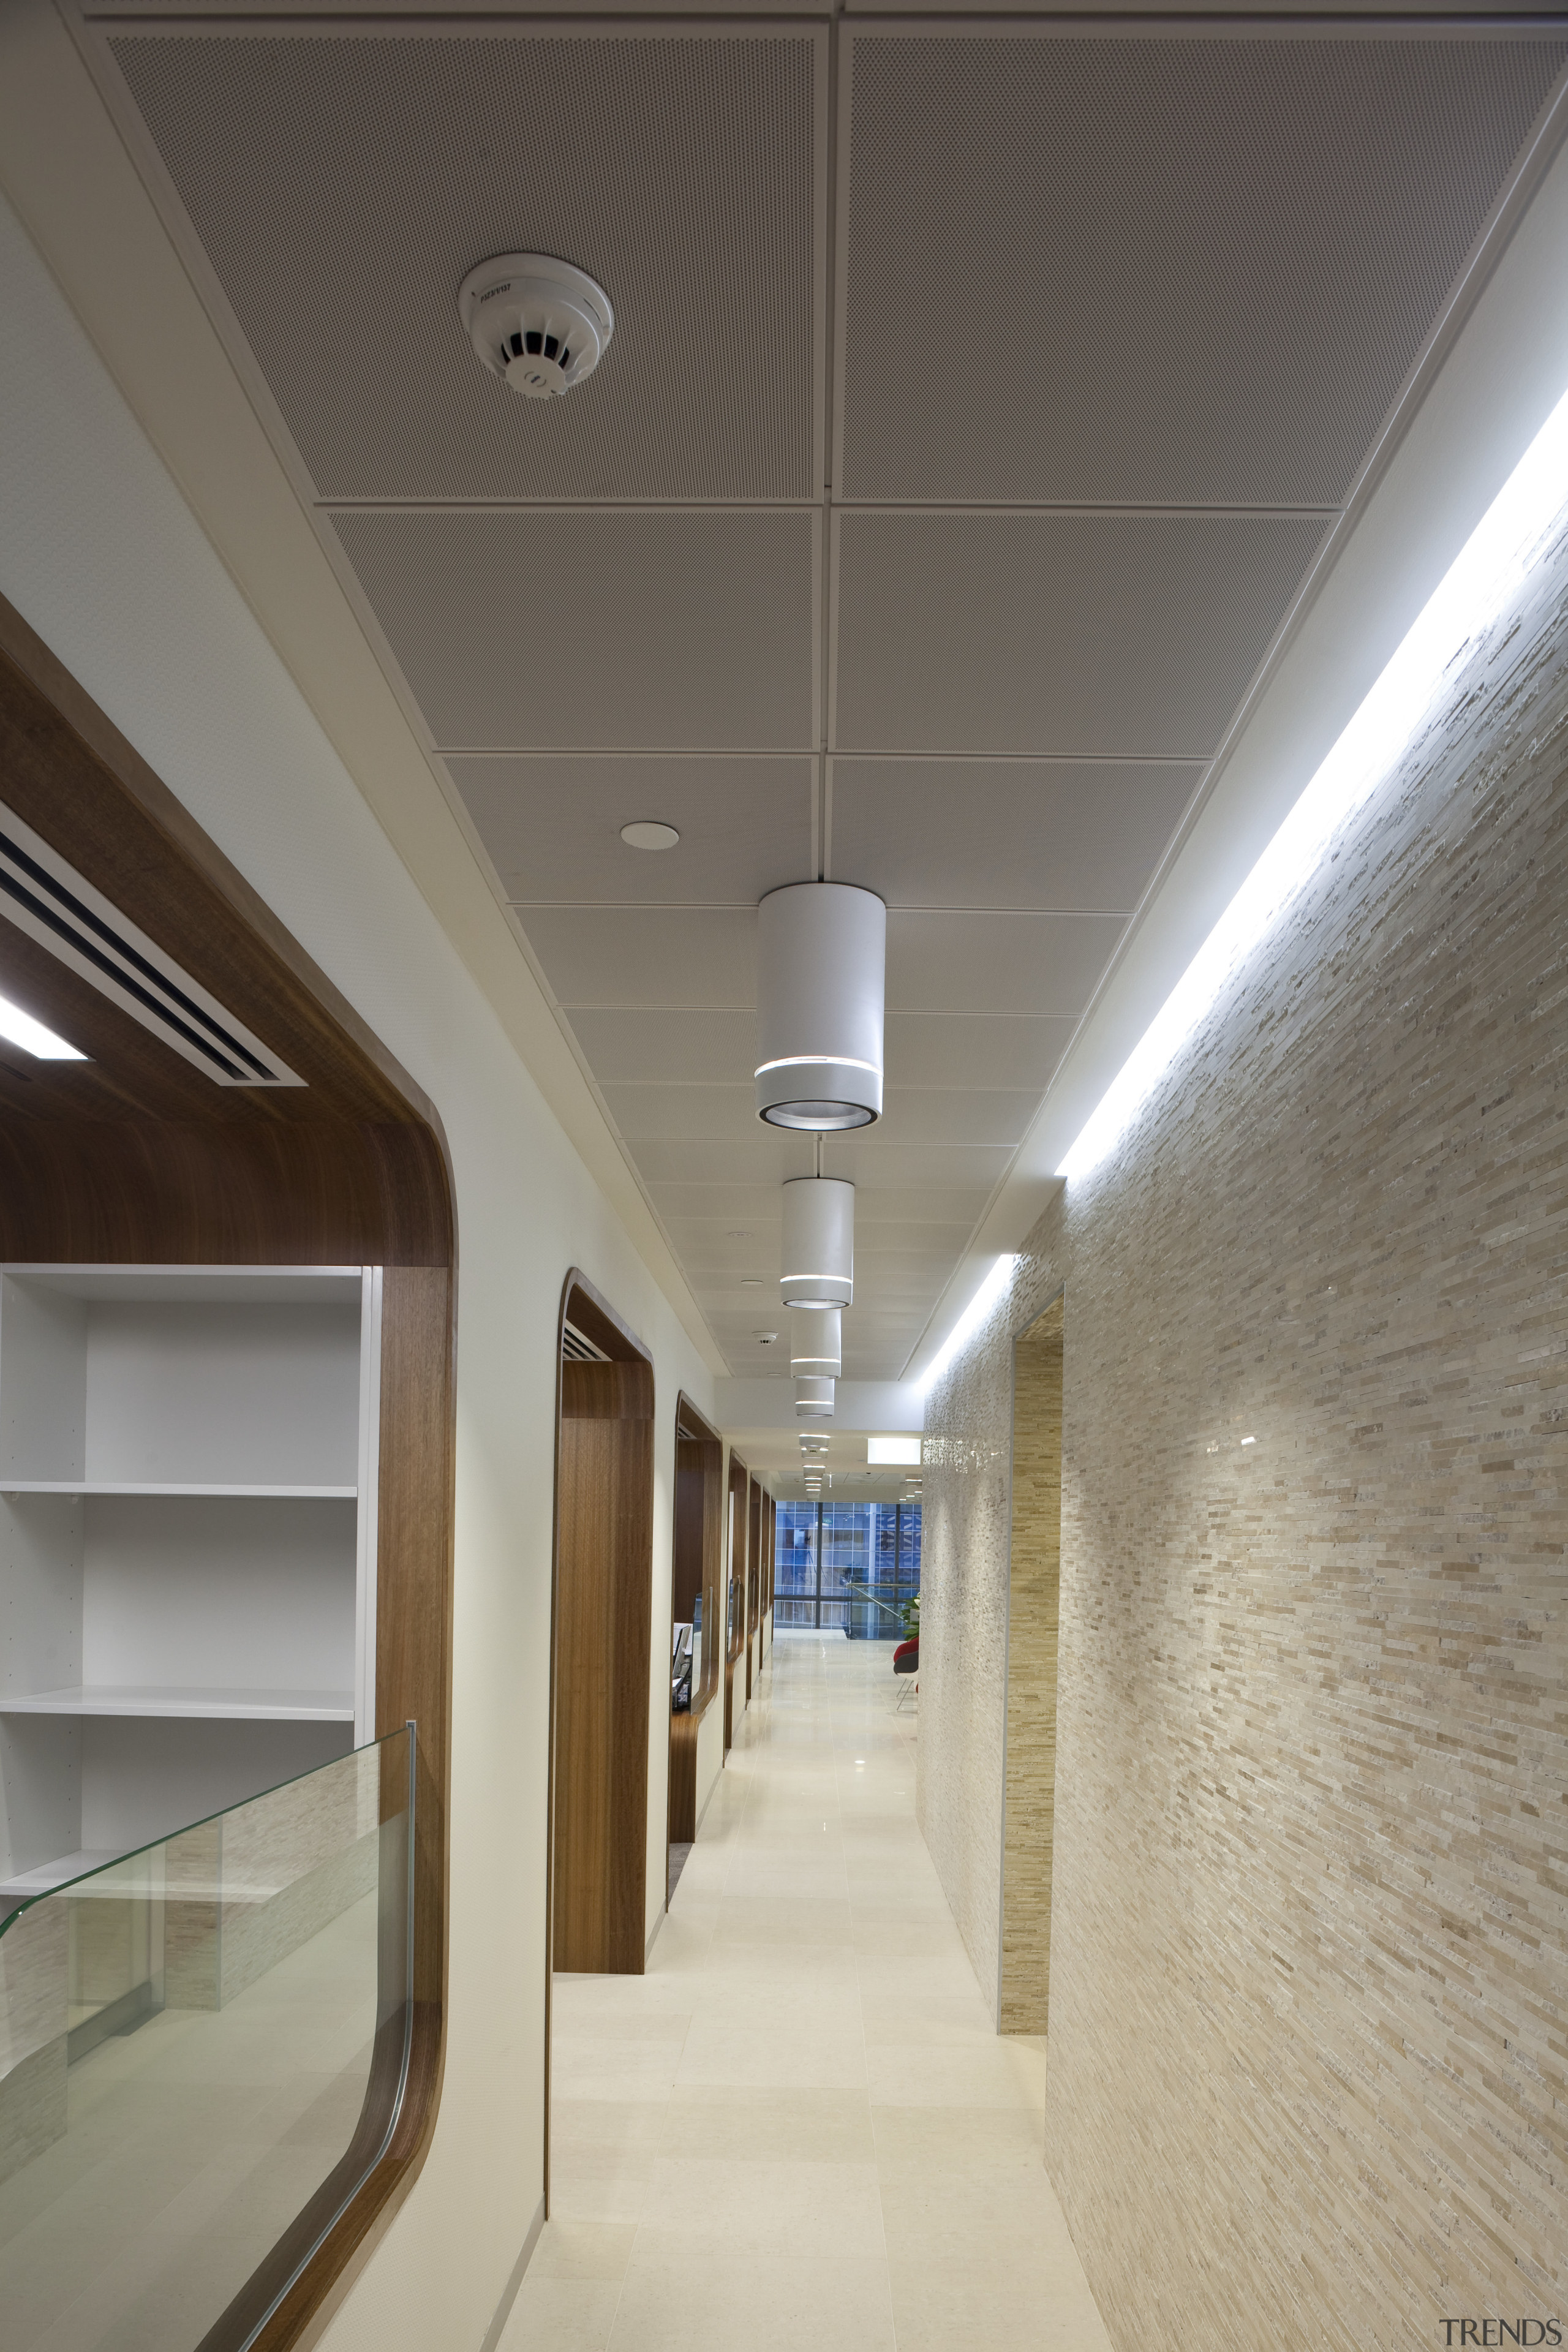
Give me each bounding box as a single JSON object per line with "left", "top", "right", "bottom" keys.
{"left": 0, "top": 593, "right": 456, "bottom": 2352}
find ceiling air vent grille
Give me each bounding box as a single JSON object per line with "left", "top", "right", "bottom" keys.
{"left": 0, "top": 799, "right": 303, "bottom": 1087}
{"left": 562, "top": 1321, "right": 611, "bottom": 1364}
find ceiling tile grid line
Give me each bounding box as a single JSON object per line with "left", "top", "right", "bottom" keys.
{"left": 67, "top": 9, "right": 1568, "bottom": 1376}
{"left": 66, "top": 3, "right": 834, "bottom": 1391}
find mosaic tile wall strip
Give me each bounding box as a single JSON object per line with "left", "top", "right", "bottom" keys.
{"left": 1001, "top": 1301, "right": 1063, "bottom": 2035}
{"left": 918, "top": 531, "right": 1568, "bottom": 2348}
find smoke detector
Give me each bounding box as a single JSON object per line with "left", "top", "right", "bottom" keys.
{"left": 457, "top": 254, "right": 613, "bottom": 399}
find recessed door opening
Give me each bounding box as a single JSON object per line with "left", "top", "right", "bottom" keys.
{"left": 668, "top": 1396, "right": 723, "bottom": 1906}
{"left": 1000, "top": 1293, "right": 1063, "bottom": 2036}
{"left": 723, "top": 1452, "right": 748, "bottom": 1754}
{"left": 545, "top": 1271, "right": 654, "bottom": 2211}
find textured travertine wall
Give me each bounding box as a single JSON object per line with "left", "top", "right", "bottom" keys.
{"left": 918, "top": 530, "right": 1568, "bottom": 2346}
{"left": 1000, "top": 1302, "right": 1062, "bottom": 2034}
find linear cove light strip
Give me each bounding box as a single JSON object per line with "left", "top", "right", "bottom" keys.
{"left": 0, "top": 991, "right": 86, "bottom": 1061}
{"left": 918, "top": 1254, "right": 1018, "bottom": 1395}
{"left": 1060, "top": 379, "right": 1568, "bottom": 1182}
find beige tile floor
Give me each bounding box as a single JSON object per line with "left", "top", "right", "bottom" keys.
{"left": 503, "top": 1634, "right": 1112, "bottom": 2352}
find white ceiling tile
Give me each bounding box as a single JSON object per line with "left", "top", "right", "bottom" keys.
{"left": 92, "top": 13, "right": 1564, "bottom": 1390}
{"left": 839, "top": 30, "right": 1565, "bottom": 505}
{"left": 662, "top": 1221, "right": 780, "bottom": 1259}
{"left": 885, "top": 912, "right": 1123, "bottom": 1014}
{"left": 857, "top": 1222, "right": 976, "bottom": 1254}
{"left": 334, "top": 509, "right": 816, "bottom": 752}
{"left": 842, "top": 1249, "right": 960, "bottom": 1281}
{"left": 633, "top": 1136, "right": 813, "bottom": 1186}
{"left": 883, "top": 1014, "right": 1076, "bottom": 1091}
{"left": 874, "top": 1090, "right": 1039, "bottom": 1149}
{"left": 567, "top": 1009, "right": 757, "bottom": 1086}
{"left": 450, "top": 755, "right": 813, "bottom": 905}
{"left": 821, "top": 1139, "right": 1015, "bottom": 1190}
{"left": 601, "top": 1084, "right": 757, "bottom": 1142}
{"left": 834, "top": 511, "right": 1326, "bottom": 757}
{"left": 524, "top": 908, "right": 757, "bottom": 1009}
{"left": 829, "top": 761, "right": 1195, "bottom": 909}
{"left": 111, "top": 27, "right": 823, "bottom": 502}
{"left": 852, "top": 1187, "right": 992, "bottom": 1226}
{"left": 647, "top": 1183, "right": 786, "bottom": 1225}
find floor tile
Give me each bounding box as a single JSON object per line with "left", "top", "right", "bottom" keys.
{"left": 663, "top": 2086, "right": 878, "bottom": 2165}
{"left": 535, "top": 1640, "right": 1107, "bottom": 2352}
{"left": 609, "top": 2247, "right": 895, "bottom": 2352}
{"left": 496, "top": 2272, "right": 622, "bottom": 2351}
{"left": 529, "top": 2220, "right": 639, "bottom": 2280}
{"left": 638, "top": 2155, "right": 884, "bottom": 2257}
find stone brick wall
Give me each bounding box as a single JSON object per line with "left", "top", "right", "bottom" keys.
{"left": 918, "top": 527, "right": 1568, "bottom": 2346}
{"left": 1000, "top": 1300, "right": 1062, "bottom": 2035}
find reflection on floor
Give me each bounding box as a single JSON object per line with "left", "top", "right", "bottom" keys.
{"left": 666, "top": 1843, "right": 693, "bottom": 1905}
{"left": 509, "top": 1635, "right": 1110, "bottom": 2352}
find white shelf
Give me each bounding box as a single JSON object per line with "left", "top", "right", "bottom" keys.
{"left": 0, "top": 1482, "right": 357, "bottom": 1499}
{"left": 0, "top": 1685, "right": 355, "bottom": 1722}
{"left": 0, "top": 1849, "right": 126, "bottom": 1904}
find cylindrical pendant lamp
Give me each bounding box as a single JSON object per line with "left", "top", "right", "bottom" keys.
{"left": 755, "top": 883, "right": 886, "bottom": 1129}
{"left": 795, "top": 1377, "right": 835, "bottom": 1418}
{"left": 780, "top": 1178, "right": 854, "bottom": 1309}
{"left": 790, "top": 1306, "right": 842, "bottom": 1378}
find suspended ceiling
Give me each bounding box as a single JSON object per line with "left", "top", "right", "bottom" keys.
{"left": 64, "top": 6, "right": 1568, "bottom": 1382}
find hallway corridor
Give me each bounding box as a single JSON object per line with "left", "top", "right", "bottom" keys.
{"left": 506, "top": 1637, "right": 1111, "bottom": 2351}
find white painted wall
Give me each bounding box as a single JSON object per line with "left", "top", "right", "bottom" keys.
{"left": 0, "top": 189, "right": 717, "bottom": 2350}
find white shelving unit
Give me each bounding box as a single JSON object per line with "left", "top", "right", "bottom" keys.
{"left": 0, "top": 1264, "right": 382, "bottom": 1902}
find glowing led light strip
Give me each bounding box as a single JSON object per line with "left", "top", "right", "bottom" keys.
{"left": 0, "top": 990, "right": 86, "bottom": 1060}
{"left": 918, "top": 1254, "right": 1018, "bottom": 1394}
{"left": 755, "top": 1055, "right": 883, "bottom": 1076}
{"left": 1060, "top": 378, "right": 1568, "bottom": 1183}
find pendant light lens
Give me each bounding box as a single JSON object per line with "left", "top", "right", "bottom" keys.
{"left": 790, "top": 1305, "right": 842, "bottom": 1377}
{"left": 795, "top": 1376, "right": 835, "bottom": 1419}
{"left": 755, "top": 883, "right": 886, "bottom": 1130}
{"left": 780, "top": 1178, "right": 854, "bottom": 1310}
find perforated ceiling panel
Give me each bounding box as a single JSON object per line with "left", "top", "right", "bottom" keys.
{"left": 839, "top": 30, "right": 1568, "bottom": 505}
{"left": 519, "top": 907, "right": 758, "bottom": 1011}
{"left": 448, "top": 755, "right": 813, "bottom": 905}
{"left": 835, "top": 511, "right": 1329, "bottom": 756}
{"left": 81, "top": 12, "right": 1568, "bottom": 1380}
{"left": 110, "top": 28, "right": 821, "bottom": 503}
{"left": 829, "top": 761, "right": 1199, "bottom": 908}
{"left": 331, "top": 510, "right": 816, "bottom": 751}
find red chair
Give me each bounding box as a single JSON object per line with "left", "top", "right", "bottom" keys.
{"left": 893, "top": 1637, "right": 918, "bottom": 1676}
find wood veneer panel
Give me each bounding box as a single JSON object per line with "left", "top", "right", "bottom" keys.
{"left": 0, "top": 601, "right": 445, "bottom": 1150}
{"left": 0, "top": 595, "right": 458, "bottom": 2352}
{"left": 552, "top": 1350, "right": 654, "bottom": 1975}
{"left": 746, "top": 1476, "right": 762, "bottom": 1698}
{"left": 668, "top": 1403, "right": 723, "bottom": 1847}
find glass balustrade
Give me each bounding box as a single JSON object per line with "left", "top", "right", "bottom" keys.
{"left": 0, "top": 1724, "right": 414, "bottom": 2352}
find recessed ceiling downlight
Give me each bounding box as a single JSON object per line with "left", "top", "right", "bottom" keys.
{"left": 621, "top": 821, "right": 680, "bottom": 851}
{"left": 458, "top": 254, "right": 613, "bottom": 399}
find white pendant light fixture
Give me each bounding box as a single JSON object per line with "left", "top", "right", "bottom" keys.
{"left": 755, "top": 883, "right": 886, "bottom": 1130}
{"left": 790, "top": 1306, "right": 842, "bottom": 1378}
{"left": 796, "top": 1377, "right": 835, "bottom": 1418}
{"left": 780, "top": 1177, "right": 854, "bottom": 1310}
